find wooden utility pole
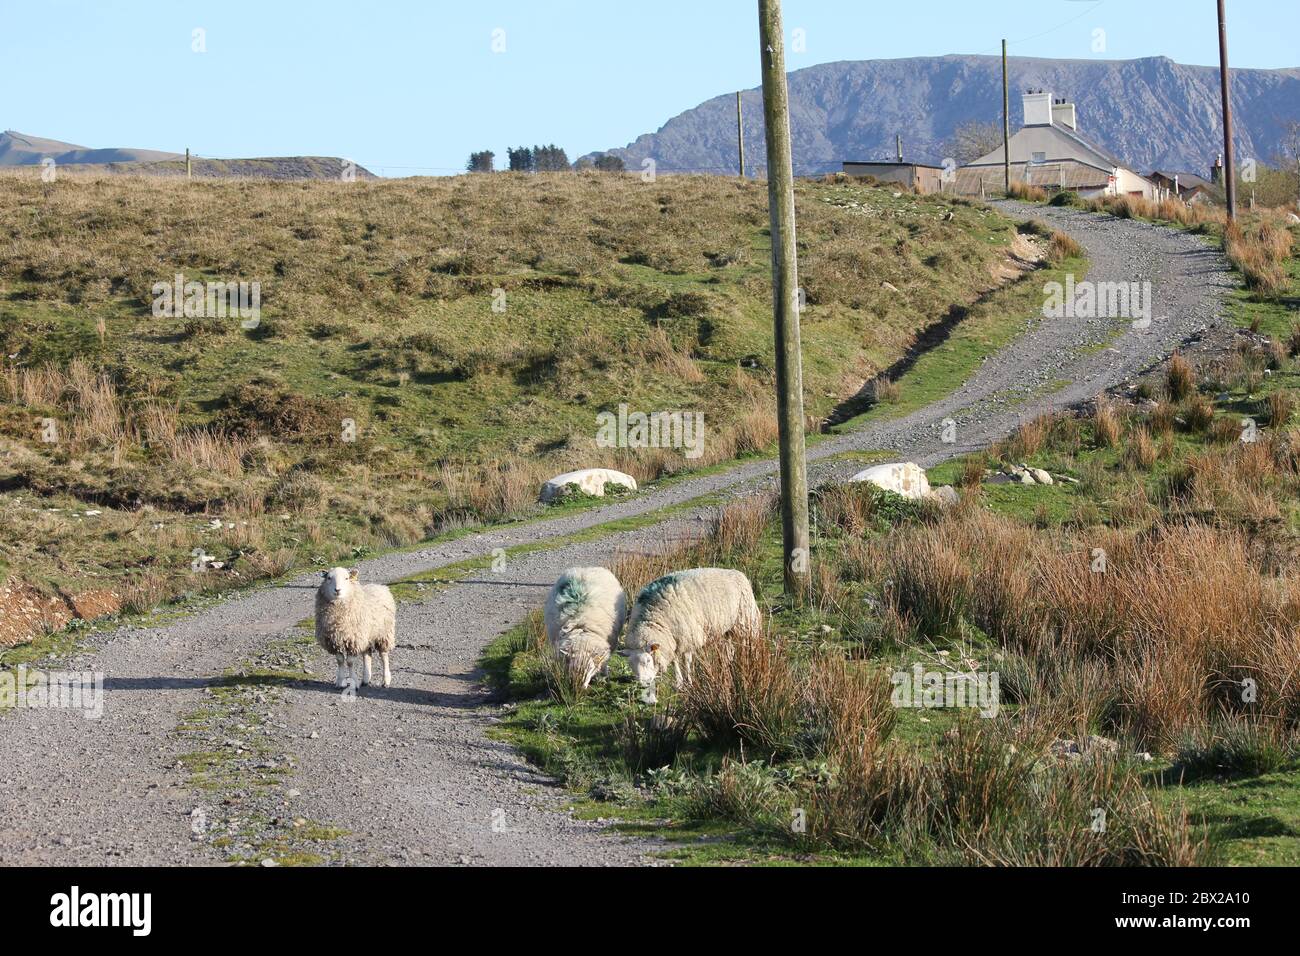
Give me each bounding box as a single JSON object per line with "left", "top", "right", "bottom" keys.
{"left": 186, "top": 147, "right": 191, "bottom": 179}
{"left": 1216, "top": 0, "right": 1237, "bottom": 220}
{"left": 757, "top": 0, "right": 810, "bottom": 596}
{"left": 736, "top": 91, "right": 746, "bottom": 178}
{"left": 1002, "top": 39, "right": 1011, "bottom": 194}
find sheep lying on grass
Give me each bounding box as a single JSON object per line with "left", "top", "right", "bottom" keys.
{"left": 544, "top": 567, "right": 628, "bottom": 687}
{"left": 315, "top": 567, "right": 396, "bottom": 689}
{"left": 623, "top": 567, "right": 761, "bottom": 704}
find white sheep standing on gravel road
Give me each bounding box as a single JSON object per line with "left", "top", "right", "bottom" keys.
{"left": 315, "top": 567, "right": 396, "bottom": 689}
{"left": 544, "top": 567, "right": 628, "bottom": 687}
{"left": 622, "top": 567, "right": 761, "bottom": 704}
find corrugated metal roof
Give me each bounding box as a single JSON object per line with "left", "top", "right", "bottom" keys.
{"left": 952, "top": 161, "right": 1111, "bottom": 195}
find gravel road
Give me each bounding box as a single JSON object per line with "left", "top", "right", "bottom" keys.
{"left": 0, "top": 203, "right": 1234, "bottom": 866}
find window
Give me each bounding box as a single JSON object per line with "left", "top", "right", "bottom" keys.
{"left": 1031, "top": 152, "right": 1047, "bottom": 165}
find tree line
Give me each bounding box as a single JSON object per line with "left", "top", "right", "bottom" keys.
{"left": 466, "top": 146, "right": 625, "bottom": 173}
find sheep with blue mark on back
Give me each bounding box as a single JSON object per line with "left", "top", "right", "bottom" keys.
{"left": 622, "top": 567, "right": 761, "bottom": 704}
{"left": 544, "top": 567, "right": 628, "bottom": 687}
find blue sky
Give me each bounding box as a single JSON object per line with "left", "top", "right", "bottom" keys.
{"left": 3, "top": 0, "right": 1296, "bottom": 176}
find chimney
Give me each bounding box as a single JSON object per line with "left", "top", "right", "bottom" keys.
{"left": 1051, "top": 98, "right": 1077, "bottom": 131}
{"left": 1022, "top": 89, "right": 1053, "bottom": 127}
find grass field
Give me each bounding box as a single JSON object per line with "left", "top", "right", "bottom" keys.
{"left": 0, "top": 170, "right": 1033, "bottom": 644}
{"left": 483, "top": 229, "right": 1300, "bottom": 866}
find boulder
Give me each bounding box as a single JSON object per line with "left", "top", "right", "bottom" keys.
{"left": 930, "top": 485, "right": 960, "bottom": 508}
{"left": 1029, "top": 468, "right": 1053, "bottom": 486}
{"left": 539, "top": 468, "right": 637, "bottom": 503}
{"left": 849, "top": 461, "right": 931, "bottom": 500}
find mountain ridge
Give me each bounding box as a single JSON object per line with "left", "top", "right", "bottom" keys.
{"left": 586, "top": 54, "right": 1300, "bottom": 177}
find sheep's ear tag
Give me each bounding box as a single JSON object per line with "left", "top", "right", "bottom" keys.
{"left": 649, "top": 643, "right": 660, "bottom": 653}
{"left": 349, "top": 569, "right": 358, "bottom": 580}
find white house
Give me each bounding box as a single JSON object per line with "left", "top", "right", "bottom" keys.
{"left": 956, "top": 90, "right": 1155, "bottom": 200}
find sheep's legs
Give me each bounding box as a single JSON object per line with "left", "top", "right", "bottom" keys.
{"left": 379, "top": 651, "right": 392, "bottom": 688}
{"left": 335, "top": 655, "right": 348, "bottom": 688}
{"left": 361, "top": 653, "right": 373, "bottom": 686}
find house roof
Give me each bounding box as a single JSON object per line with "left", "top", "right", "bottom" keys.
{"left": 842, "top": 160, "right": 946, "bottom": 171}
{"left": 1150, "top": 170, "right": 1214, "bottom": 191}
{"left": 964, "top": 122, "right": 1140, "bottom": 179}
{"left": 953, "top": 162, "right": 1111, "bottom": 195}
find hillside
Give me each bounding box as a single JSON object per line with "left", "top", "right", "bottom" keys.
{"left": 0, "top": 171, "right": 1038, "bottom": 643}
{"left": 0, "top": 131, "right": 375, "bottom": 180}
{"left": 588, "top": 55, "right": 1300, "bottom": 176}
{"left": 54, "top": 156, "right": 380, "bottom": 181}
{"left": 0, "top": 129, "right": 182, "bottom": 166}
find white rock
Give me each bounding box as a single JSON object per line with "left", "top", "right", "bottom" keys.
{"left": 881, "top": 281, "right": 900, "bottom": 293}
{"left": 848, "top": 461, "right": 931, "bottom": 500}
{"left": 1029, "top": 468, "right": 1053, "bottom": 486}
{"left": 1289, "top": 213, "right": 1300, "bottom": 225}
{"left": 539, "top": 468, "right": 637, "bottom": 503}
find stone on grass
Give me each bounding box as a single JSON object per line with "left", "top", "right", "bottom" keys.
{"left": 849, "top": 461, "right": 931, "bottom": 500}
{"left": 930, "top": 485, "right": 960, "bottom": 508}
{"left": 539, "top": 468, "right": 637, "bottom": 504}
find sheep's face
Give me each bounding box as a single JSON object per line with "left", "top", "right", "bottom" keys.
{"left": 319, "top": 567, "right": 358, "bottom": 603}
{"left": 626, "top": 646, "right": 660, "bottom": 704}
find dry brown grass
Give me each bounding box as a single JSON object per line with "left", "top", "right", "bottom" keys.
{"left": 1166, "top": 353, "right": 1196, "bottom": 402}
{"left": 1007, "top": 181, "right": 1048, "bottom": 202}
{"left": 875, "top": 510, "right": 1300, "bottom": 749}
{"left": 1123, "top": 426, "right": 1157, "bottom": 470}
{"left": 1268, "top": 390, "right": 1296, "bottom": 428}
{"left": 1046, "top": 230, "right": 1083, "bottom": 264}
{"left": 1091, "top": 396, "right": 1122, "bottom": 447}
{"left": 1182, "top": 394, "right": 1216, "bottom": 433}
{"left": 1225, "top": 219, "right": 1295, "bottom": 297}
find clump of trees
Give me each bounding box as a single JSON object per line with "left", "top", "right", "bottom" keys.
{"left": 944, "top": 120, "right": 1004, "bottom": 165}
{"left": 466, "top": 146, "right": 626, "bottom": 173}
{"left": 466, "top": 150, "right": 495, "bottom": 173}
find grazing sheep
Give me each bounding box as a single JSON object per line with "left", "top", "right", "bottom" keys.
{"left": 623, "top": 568, "right": 761, "bottom": 704}
{"left": 315, "top": 567, "right": 396, "bottom": 689}
{"left": 544, "top": 567, "right": 628, "bottom": 687}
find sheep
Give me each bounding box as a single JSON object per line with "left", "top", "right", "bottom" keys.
{"left": 544, "top": 567, "right": 627, "bottom": 687}
{"left": 622, "top": 567, "right": 761, "bottom": 704}
{"left": 315, "top": 567, "right": 396, "bottom": 689}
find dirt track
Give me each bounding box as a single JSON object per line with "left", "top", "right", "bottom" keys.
{"left": 0, "top": 203, "right": 1235, "bottom": 866}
